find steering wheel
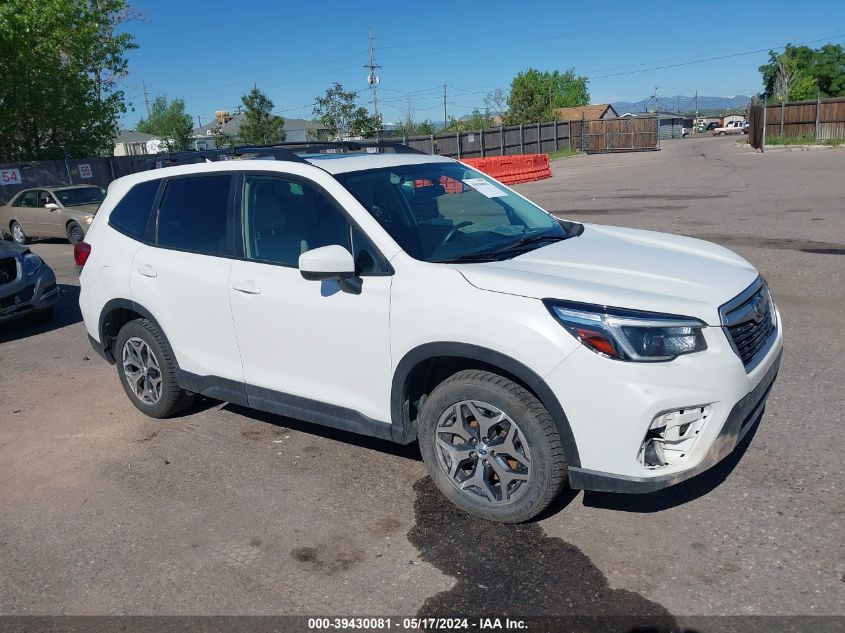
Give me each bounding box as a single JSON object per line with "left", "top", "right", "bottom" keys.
{"left": 439, "top": 221, "right": 472, "bottom": 247}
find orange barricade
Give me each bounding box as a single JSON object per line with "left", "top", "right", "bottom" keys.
{"left": 460, "top": 154, "right": 551, "bottom": 185}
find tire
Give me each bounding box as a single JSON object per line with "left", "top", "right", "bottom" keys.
{"left": 66, "top": 221, "right": 85, "bottom": 245}
{"left": 10, "top": 221, "right": 28, "bottom": 245}
{"left": 115, "top": 318, "right": 194, "bottom": 418}
{"left": 418, "top": 369, "right": 568, "bottom": 523}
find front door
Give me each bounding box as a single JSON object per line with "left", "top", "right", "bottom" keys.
{"left": 228, "top": 173, "right": 393, "bottom": 430}
{"left": 36, "top": 190, "right": 64, "bottom": 237}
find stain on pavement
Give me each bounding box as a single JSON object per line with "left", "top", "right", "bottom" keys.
{"left": 408, "top": 478, "right": 677, "bottom": 627}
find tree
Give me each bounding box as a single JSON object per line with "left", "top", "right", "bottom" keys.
{"left": 759, "top": 44, "right": 845, "bottom": 101}
{"left": 442, "top": 110, "right": 491, "bottom": 133}
{"left": 210, "top": 125, "right": 233, "bottom": 149}
{"left": 484, "top": 88, "right": 507, "bottom": 121}
{"left": 505, "top": 68, "right": 589, "bottom": 125}
{"left": 239, "top": 87, "right": 285, "bottom": 144}
{"left": 137, "top": 96, "right": 194, "bottom": 151}
{"left": 313, "top": 83, "right": 381, "bottom": 139}
{"left": 0, "top": 0, "right": 137, "bottom": 161}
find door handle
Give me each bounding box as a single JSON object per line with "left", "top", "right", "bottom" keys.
{"left": 232, "top": 280, "right": 261, "bottom": 295}
{"left": 137, "top": 263, "right": 157, "bottom": 278}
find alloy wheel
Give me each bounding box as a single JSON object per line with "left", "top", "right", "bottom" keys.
{"left": 11, "top": 223, "right": 25, "bottom": 244}
{"left": 122, "top": 337, "right": 163, "bottom": 405}
{"left": 434, "top": 400, "right": 532, "bottom": 504}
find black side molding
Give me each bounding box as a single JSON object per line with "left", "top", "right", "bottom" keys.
{"left": 175, "top": 370, "right": 401, "bottom": 443}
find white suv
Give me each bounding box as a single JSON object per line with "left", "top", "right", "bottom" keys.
{"left": 78, "top": 143, "right": 783, "bottom": 523}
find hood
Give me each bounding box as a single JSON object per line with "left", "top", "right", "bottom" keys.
{"left": 451, "top": 224, "right": 759, "bottom": 325}
{"left": 65, "top": 203, "right": 100, "bottom": 215}
{"left": 0, "top": 240, "right": 27, "bottom": 257}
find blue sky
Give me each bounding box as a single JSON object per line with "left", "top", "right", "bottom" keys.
{"left": 121, "top": 0, "right": 845, "bottom": 128}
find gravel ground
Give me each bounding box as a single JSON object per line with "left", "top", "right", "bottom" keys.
{"left": 0, "top": 135, "right": 842, "bottom": 621}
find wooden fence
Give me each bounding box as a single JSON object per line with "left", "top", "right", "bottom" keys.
{"left": 570, "top": 116, "right": 659, "bottom": 153}
{"left": 402, "top": 121, "right": 571, "bottom": 158}
{"left": 748, "top": 96, "right": 845, "bottom": 149}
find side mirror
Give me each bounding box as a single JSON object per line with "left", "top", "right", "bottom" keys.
{"left": 299, "top": 245, "right": 361, "bottom": 294}
{"left": 45, "top": 202, "right": 59, "bottom": 210}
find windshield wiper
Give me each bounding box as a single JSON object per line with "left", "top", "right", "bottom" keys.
{"left": 434, "top": 234, "right": 568, "bottom": 264}
{"left": 485, "top": 233, "right": 569, "bottom": 257}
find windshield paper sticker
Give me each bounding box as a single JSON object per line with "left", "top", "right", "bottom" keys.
{"left": 462, "top": 178, "right": 507, "bottom": 198}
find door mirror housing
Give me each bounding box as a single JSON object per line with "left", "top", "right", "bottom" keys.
{"left": 44, "top": 202, "right": 59, "bottom": 210}
{"left": 299, "top": 245, "right": 361, "bottom": 294}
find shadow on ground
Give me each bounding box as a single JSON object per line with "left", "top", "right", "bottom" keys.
{"left": 0, "top": 283, "right": 81, "bottom": 344}
{"left": 223, "top": 402, "right": 423, "bottom": 462}
{"left": 409, "top": 477, "right": 678, "bottom": 631}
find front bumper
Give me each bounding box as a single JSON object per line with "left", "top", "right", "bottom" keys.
{"left": 545, "top": 305, "right": 784, "bottom": 493}
{"left": 567, "top": 348, "right": 781, "bottom": 493}
{"left": 0, "top": 266, "right": 59, "bottom": 322}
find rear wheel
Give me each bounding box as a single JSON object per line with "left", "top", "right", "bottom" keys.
{"left": 115, "top": 318, "right": 194, "bottom": 418}
{"left": 10, "top": 221, "right": 27, "bottom": 245}
{"left": 418, "top": 370, "right": 567, "bottom": 523}
{"left": 66, "top": 221, "right": 84, "bottom": 245}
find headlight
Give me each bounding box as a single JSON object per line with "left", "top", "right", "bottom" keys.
{"left": 22, "top": 252, "right": 43, "bottom": 277}
{"left": 544, "top": 300, "right": 707, "bottom": 362}
{"left": 82, "top": 215, "right": 94, "bottom": 225}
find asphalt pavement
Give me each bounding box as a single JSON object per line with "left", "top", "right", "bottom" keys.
{"left": 0, "top": 136, "right": 842, "bottom": 620}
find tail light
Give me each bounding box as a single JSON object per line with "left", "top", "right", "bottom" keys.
{"left": 74, "top": 241, "right": 92, "bottom": 268}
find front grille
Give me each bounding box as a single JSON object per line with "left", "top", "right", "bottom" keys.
{"left": 721, "top": 280, "right": 776, "bottom": 369}
{"left": 0, "top": 285, "right": 34, "bottom": 309}
{"left": 0, "top": 257, "right": 17, "bottom": 286}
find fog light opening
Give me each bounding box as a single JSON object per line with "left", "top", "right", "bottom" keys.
{"left": 639, "top": 405, "right": 712, "bottom": 469}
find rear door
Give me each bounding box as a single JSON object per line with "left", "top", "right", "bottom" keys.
{"left": 13, "top": 190, "right": 38, "bottom": 233}
{"left": 130, "top": 173, "right": 245, "bottom": 389}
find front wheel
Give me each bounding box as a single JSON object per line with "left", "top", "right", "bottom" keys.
{"left": 66, "top": 221, "right": 85, "bottom": 245}
{"left": 418, "top": 370, "right": 568, "bottom": 523}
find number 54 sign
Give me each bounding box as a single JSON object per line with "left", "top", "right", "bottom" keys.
{"left": 1, "top": 168, "right": 22, "bottom": 185}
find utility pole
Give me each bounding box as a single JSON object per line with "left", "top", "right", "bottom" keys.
{"left": 364, "top": 30, "right": 381, "bottom": 123}
{"left": 142, "top": 81, "right": 151, "bottom": 118}
{"left": 653, "top": 86, "right": 660, "bottom": 113}
{"left": 196, "top": 115, "right": 201, "bottom": 129}
{"left": 694, "top": 90, "right": 698, "bottom": 124}
{"left": 443, "top": 84, "right": 447, "bottom": 128}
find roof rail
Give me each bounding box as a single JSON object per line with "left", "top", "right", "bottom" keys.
{"left": 142, "top": 140, "right": 427, "bottom": 170}
{"left": 143, "top": 145, "right": 310, "bottom": 170}
{"left": 264, "top": 140, "right": 428, "bottom": 155}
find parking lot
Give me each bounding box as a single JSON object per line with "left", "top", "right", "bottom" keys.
{"left": 1, "top": 136, "right": 843, "bottom": 621}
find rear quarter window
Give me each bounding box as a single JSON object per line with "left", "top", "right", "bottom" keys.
{"left": 108, "top": 179, "right": 161, "bottom": 241}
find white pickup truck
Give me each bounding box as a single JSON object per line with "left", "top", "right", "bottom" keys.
{"left": 712, "top": 120, "right": 747, "bottom": 136}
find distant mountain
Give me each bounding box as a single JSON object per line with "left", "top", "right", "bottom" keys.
{"left": 612, "top": 95, "right": 752, "bottom": 114}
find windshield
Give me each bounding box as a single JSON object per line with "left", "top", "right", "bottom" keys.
{"left": 335, "top": 162, "right": 577, "bottom": 263}
{"left": 55, "top": 186, "right": 106, "bottom": 208}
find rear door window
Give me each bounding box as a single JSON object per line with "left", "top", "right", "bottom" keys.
{"left": 156, "top": 175, "right": 234, "bottom": 257}
{"left": 109, "top": 179, "right": 161, "bottom": 241}
{"left": 15, "top": 191, "right": 37, "bottom": 208}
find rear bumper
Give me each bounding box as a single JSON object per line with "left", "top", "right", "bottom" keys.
{"left": 568, "top": 348, "right": 781, "bottom": 493}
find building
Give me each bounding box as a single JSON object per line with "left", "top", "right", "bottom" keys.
{"left": 621, "top": 111, "right": 694, "bottom": 140}
{"left": 191, "top": 111, "right": 328, "bottom": 148}
{"left": 113, "top": 129, "right": 159, "bottom": 156}
{"left": 554, "top": 104, "right": 619, "bottom": 121}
